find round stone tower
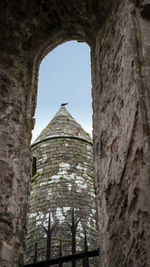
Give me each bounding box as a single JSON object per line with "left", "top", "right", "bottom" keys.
{"left": 25, "top": 106, "right": 97, "bottom": 265}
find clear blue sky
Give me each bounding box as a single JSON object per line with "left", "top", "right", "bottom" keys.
{"left": 32, "top": 41, "right": 92, "bottom": 142}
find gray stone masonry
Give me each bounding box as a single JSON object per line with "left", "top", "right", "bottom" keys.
{"left": 25, "top": 107, "right": 98, "bottom": 266}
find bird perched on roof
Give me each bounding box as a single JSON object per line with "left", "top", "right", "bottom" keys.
{"left": 61, "top": 103, "right": 68, "bottom": 106}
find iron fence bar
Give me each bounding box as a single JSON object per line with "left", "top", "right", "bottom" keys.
{"left": 71, "top": 209, "right": 76, "bottom": 267}
{"left": 59, "top": 239, "right": 63, "bottom": 257}
{"left": 83, "top": 256, "right": 89, "bottom": 267}
{"left": 33, "top": 242, "right": 38, "bottom": 263}
{"left": 46, "top": 214, "right": 51, "bottom": 260}
{"left": 59, "top": 261, "right": 63, "bottom": 267}
{"left": 67, "top": 208, "right": 79, "bottom": 267}
{"left": 68, "top": 208, "right": 79, "bottom": 267}
{"left": 22, "top": 249, "right": 99, "bottom": 267}
{"left": 83, "top": 231, "right": 89, "bottom": 267}
{"left": 59, "top": 239, "right": 63, "bottom": 267}
{"left": 44, "top": 213, "right": 57, "bottom": 261}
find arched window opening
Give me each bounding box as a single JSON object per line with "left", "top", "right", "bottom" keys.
{"left": 25, "top": 41, "right": 98, "bottom": 266}
{"left": 32, "top": 41, "right": 92, "bottom": 143}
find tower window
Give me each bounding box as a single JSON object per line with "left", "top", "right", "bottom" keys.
{"left": 32, "top": 157, "right": 37, "bottom": 176}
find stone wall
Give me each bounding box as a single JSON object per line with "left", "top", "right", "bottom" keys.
{"left": 25, "top": 137, "right": 97, "bottom": 265}
{"left": 92, "top": 0, "right": 150, "bottom": 266}
{"left": 0, "top": 0, "right": 150, "bottom": 266}
{"left": 0, "top": 69, "right": 31, "bottom": 267}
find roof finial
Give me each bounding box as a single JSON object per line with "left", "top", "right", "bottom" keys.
{"left": 61, "top": 103, "right": 68, "bottom": 107}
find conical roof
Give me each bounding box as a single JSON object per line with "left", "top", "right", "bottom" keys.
{"left": 33, "top": 106, "right": 92, "bottom": 145}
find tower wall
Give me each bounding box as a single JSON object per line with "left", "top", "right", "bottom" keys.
{"left": 25, "top": 136, "right": 97, "bottom": 264}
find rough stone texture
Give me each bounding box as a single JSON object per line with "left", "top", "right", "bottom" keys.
{"left": 92, "top": 1, "right": 150, "bottom": 266}
{"left": 25, "top": 106, "right": 97, "bottom": 265}
{"left": 0, "top": 0, "right": 150, "bottom": 266}
{"left": 0, "top": 73, "right": 31, "bottom": 267}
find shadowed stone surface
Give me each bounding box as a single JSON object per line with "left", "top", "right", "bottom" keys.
{"left": 0, "top": 0, "right": 150, "bottom": 266}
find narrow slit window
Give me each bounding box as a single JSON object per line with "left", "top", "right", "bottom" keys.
{"left": 32, "top": 157, "right": 37, "bottom": 176}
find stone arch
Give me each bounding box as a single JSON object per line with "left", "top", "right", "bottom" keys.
{"left": 26, "top": 7, "right": 99, "bottom": 140}
{"left": 0, "top": 1, "right": 150, "bottom": 267}
{"left": 0, "top": 3, "right": 100, "bottom": 265}
{"left": 27, "top": 37, "right": 92, "bottom": 144}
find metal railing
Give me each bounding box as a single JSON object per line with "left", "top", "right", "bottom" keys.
{"left": 23, "top": 249, "right": 99, "bottom": 267}
{"left": 23, "top": 209, "right": 99, "bottom": 267}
